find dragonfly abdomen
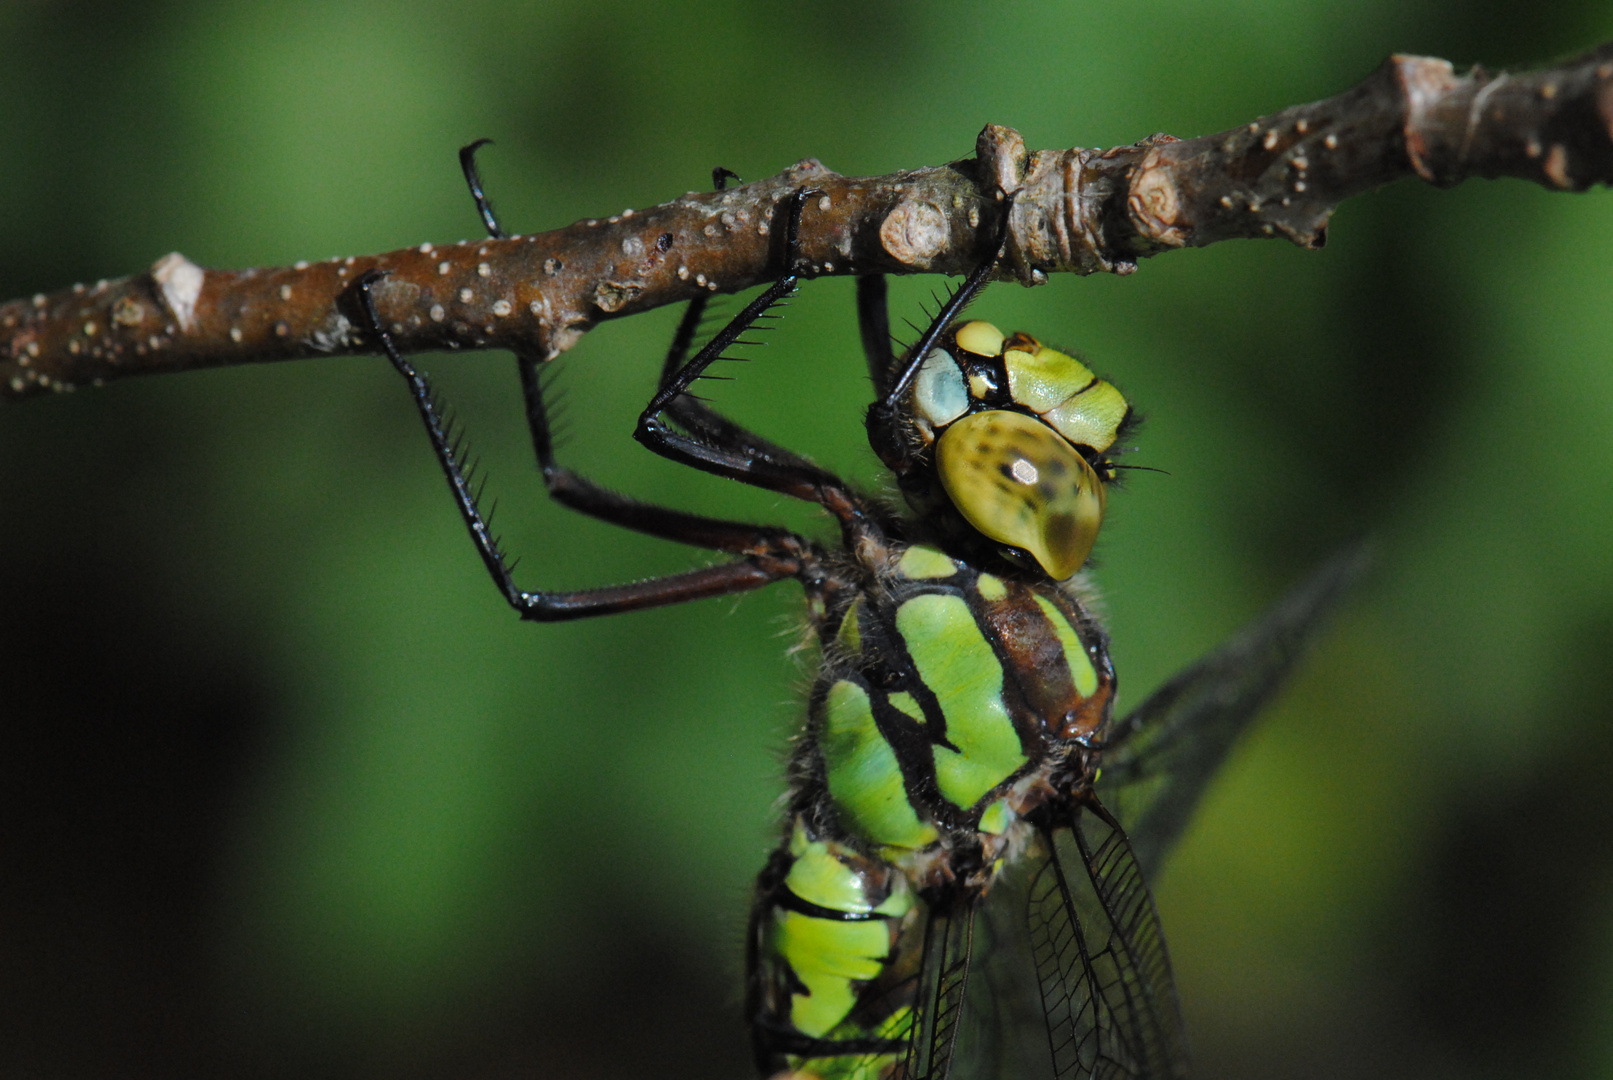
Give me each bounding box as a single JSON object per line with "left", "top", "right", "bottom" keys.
{"left": 750, "top": 820, "right": 925, "bottom": 1080}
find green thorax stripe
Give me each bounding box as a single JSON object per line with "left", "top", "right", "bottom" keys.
{"left": 819, "top": 678, "right": 939, "bottom": 850}
{"left": 895, "top": 592, "right": 1025, "bottom": 809}
{"left": 813, "top": 545, "right": 1114, "bottom": 846}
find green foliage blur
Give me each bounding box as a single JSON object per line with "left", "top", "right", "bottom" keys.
{"left": 3, "top": 2, "right": 1612, "bottom": 1077}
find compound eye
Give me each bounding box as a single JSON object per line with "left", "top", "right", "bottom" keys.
{"left": 935, "top": 410, "right": 1105, "bottom": 580}
{"left": 913, "top": 348, "right": 968, "bottom": 427}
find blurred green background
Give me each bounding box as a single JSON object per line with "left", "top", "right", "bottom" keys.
{"left": 3, "top": 2, "right": 1613, "bottom": 1078}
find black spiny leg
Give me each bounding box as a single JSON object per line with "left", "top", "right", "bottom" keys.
{"left": 491, "top": 162, "right": 822, "bottom": 554}
{"left": 658, "top": 167, "right": 738, "bottom": 398}
{"left": 460, "top": 153, "right": 808, "bottom": 487}
{"left": 654, "top": 169, "right": 827, "bottom": 476}
{"left": 856, "top": 273, "right": 896, "bottom": 398}
{"left": 512, "top": 350, "right": 819, "bottom": 555}
{"left": 863, "top": 195, "right": 1015, "bottom": 474}
{"left": 636, "top": 188, "right": 878, "bottom": 532}
{"left": 458, "top": 138, "right": 506, "bottom": 239}
{"left": 456, "top": 150, "right": 807, "bottom": 552}
{"left": 351, "top": 271, "right": 811, "bottom": 620}
{"left": 876, "top": 236, "right": 1000, "bottom": 409}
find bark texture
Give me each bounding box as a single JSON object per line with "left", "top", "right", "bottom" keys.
{"left": 4, "top": 46, "right": 1611, "bottom": 401}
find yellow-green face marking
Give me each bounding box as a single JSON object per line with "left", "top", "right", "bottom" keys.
{"left": 954, "top": 319, "right": 1005, "bottom": 358}
{"left": 896, "top": 593, "right": 1027, "bottom": 809}
{"left": 1001, "top": 333, "right": 1128, "bottom": 453}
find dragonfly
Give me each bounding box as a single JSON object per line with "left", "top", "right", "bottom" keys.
{"left": 348, "top": 145, "right": 1363, "bottom": 1080}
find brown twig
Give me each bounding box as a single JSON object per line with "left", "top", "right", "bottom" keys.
{"left": 5, "top": 46, "right": 1612, "bottom": 402}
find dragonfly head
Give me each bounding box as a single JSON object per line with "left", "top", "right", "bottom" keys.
{"left": 868, "top": 319, "right": 1135, "bottom": 580}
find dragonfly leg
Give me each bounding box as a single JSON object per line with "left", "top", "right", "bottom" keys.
{"left": 653, "top": 307, "right": 827, "bottom": 479}
{"left": 457, "top": 148, "right": 806, "bottom": 478}
{"left": 450, "top": 150, "right": 825, "bottom": 601}
{"left": 876, "top": 192, "right": 1015, "bottom": 408}
{"left": 634, "top": 188, "right": 881, "bottom": 533}
{"left": 457, "top": 147, "right": 809, "bottom": 479}
{"left": 649, "top": 168, "right": 822, "bottom": 473}
{"left": 457, "top": 138, "right": 506, "bottom": 239}
{"left": 855, "top": 272, "right": 899, "bottom": 401}
{"left": 513, "top": 349, "right": 823, "bottom": 554}
{"left": 351, "top": 270, "right": 817, "bottom": 621}
{"left": 862, "top": 195, "right": 1015, "bottom": 475}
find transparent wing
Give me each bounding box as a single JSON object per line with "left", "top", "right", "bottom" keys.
{"left": 1027, "top": 804, "right": 1189, "bottom": 1080}
{"left": 962, "top": 887, "right": 1055, "bottom": 1080}
{"left": 1098, "top": 542, "right": 1370, "bottom": 875}
{"left": 904, "top": 897, "right": 977, "bottom": 1080}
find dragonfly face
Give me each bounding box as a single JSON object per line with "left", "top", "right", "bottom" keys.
{"left": 354, "top": 158, "right": 1362, "bottom": 1080}
{"left": 869, "top": 319, "right": 1133, "bottom": 583}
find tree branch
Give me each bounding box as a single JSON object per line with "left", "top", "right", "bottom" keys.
{"left": 5, "top": 45, "right": 1611, "bottom": 402}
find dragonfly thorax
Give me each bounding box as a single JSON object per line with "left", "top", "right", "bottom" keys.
{"left": 800, "top": 542, "right": 1117, "bottom": 871}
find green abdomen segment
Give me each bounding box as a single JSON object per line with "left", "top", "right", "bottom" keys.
{"left": 751, "top": 820, "right": 921, "bottom": 1080}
